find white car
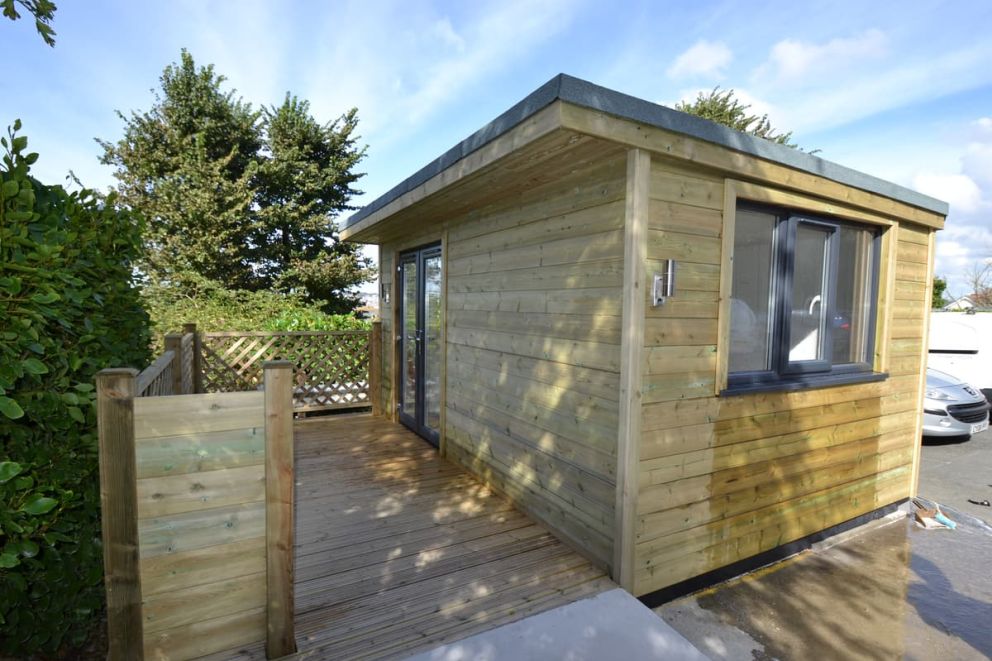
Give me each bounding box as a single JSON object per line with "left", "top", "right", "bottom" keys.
{"left": 922, "top": 368, "right": 990, "bottom": 437}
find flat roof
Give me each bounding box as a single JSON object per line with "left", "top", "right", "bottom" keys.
{"left": 345, "top": 74, "right": 948, "bottom": 230}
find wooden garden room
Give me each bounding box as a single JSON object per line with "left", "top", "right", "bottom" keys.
{"left": 340, "top": 73, "right": 948, "bottom": 598}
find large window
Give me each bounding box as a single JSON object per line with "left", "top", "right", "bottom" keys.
{"left": 727, "top": 203, "right": 882, "bottom": 391}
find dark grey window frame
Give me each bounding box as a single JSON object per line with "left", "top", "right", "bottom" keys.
{"left": 724, "top": 203, "right": 885, "bottom": 395}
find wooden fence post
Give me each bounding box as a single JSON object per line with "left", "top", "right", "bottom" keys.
{"left": 96, "top": 369, "right": 144, "bottom": 661}
{"left": 183, "top": 323, "right": 203, "bottom": 394}
{"left": 164, "top": 333, "right": 182, "bottom": 396}
{"left": 370, "top": 320, "right": 382, "bottom": 416}
{"left": 263, "top": 361, "right": 296, "bottom": 657}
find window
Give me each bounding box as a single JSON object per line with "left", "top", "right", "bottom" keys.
{"left": 727, "top": 203, "right": 882, "bottom": 392}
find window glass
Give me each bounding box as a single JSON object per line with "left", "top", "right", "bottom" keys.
{"left": 729, "top": 209, "right": 776, "bottom": 373}
{"left": 834, "top": 226, "right": 874, "bottom": 364}
{"left": 788, "top": 223, "right": 830, "bottom": 363}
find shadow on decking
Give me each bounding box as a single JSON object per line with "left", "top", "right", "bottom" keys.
{"left": 259, "top": 413, "right": 613, "bottom": 660}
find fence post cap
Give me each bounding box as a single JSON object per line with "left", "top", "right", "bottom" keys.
{"left": 164, "top": 332, "right": 182, "bottom": 338}
{"left": 96, "top": 368, "right": 139, "bottom": 378}
{"left": 262, "top": 360, "right": 294, "bottom": 370}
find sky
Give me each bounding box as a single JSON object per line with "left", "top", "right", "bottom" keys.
{"left": 2, "top": 0, "right": 991, "bottom": 298}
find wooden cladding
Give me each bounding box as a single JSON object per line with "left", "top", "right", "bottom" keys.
{"left": 96, "top": 363, "right": 296, "bottom": 660}
{"left": 633, "top": 159, "right": 937, "bottom": 596}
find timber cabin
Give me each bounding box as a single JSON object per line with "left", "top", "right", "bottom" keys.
{"left": 340, "top": 74, "right": 948, "bottom": 598}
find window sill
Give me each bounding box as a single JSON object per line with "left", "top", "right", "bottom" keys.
{"left": 721, "top": 371, "right": 889, "bottom": 397}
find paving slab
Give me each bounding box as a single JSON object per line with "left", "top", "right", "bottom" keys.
{"left": 404, "top": 588, "right": 708, "bottom": 661}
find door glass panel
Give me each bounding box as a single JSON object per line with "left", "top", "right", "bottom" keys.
{"left": 423, "top": 253, "right": 442, "bottom": 435}
{"left": 789, "top": 224, "right": 830, "bottom": 362}
{"left": 729, "top": 209, "right": 777, "bottom": 373}
{"left": 834, "top": 226, "right": 873, "bottom": 364}
{"left": 401, "top": 258, "right": 418, "bottom": 417}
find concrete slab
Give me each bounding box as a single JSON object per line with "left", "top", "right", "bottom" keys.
{"left": 403, "top": 588, "right": 709, "bottom": 661}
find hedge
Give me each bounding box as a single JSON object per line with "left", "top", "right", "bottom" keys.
{"left": 0, "top": 122, "right": 150, "bottom": 655}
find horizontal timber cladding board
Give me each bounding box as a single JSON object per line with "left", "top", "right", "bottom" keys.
{"left": 638, "top": 429, "right": 912, "bottom": 515}
{"left": 644, "top": 345, "right": 718, "bottom": 375}
{"left": 136, "top": 464, "right": 265, "bottom": 518}
{"left": 646, "top": 230, "right": 722, "bottom": 265}
{"left": 648, "top": 199, "right": 723, "bottom": 237}
{"left": 446, "top": 358, "right": 618, "bottom": 432}
{"left": 446, "top": 327, "right": 620, "bottom": 372}
{"left": 444, "top": 438, "right": 614, "bottom": 568}
{"left": 445, "top": 371, "right": 617, "bottom": 455}
{"left": 446, "top": 396, "right": 616, "bottom": 478}
{"left": 444, "top": 411, "right": 614, "bottom": 530}
{"left": 140, "top": 537, "right": 265, "bottom": 595}
{"left": 641, "top": 391, "right": 918, "bottom": 460}
{"left": 448, "top": 259, "right": 625, "bottom": 294}
{"left": 444, "top": 153, "right": 627, "bottom": 245}
{"left": 641, "top": 372, "right": 716, "bottom": 404}
{"left": 649, "top": 167, "right": 725, "bottom": 211}
{"left": 446, "top": 229, "right": 624, "bottom": 277}
{"left": 641, "top": 373, "right": 920, "bottom": 432}
{"left": 896, "top": 239, "right": 929, "bottom": 264}
{"left": 646, "top": 259, "right": 719, "bottom": 293}
{"left": 445, "top": 199, "right": 625, "bottom": 260}
{"left": 141, "top": 571, "right": 266, "bottom": 634}
{"left": 634, "top": 466, "right": 910, "bottom": 594}
{"left": 636, "top": 443, "right": 913, "bottom": 543}
{"left": 643, "top": 317, "right": 719, "bottom": 347}
{"left": 134, "top": 391, "right": 264, "bottom": 439}
{"left": 448, "top": 309, "right": 623, "bottom": 344}
{"left": 134, "top": 426, "right": 264, "bottom": 479}
{"left": 890, "top": 338, "right": 924, "bottom": 357}
{"left": 890, "top": 317, "right": 927, "bottom": 340}
{"left": 144, "top": 608, "right": 265, "bottom": 660}
{"left": 138, "top": 501, "right": 265, "bottom": 558}
{"left": 894, "top": 280, "right": 927, "bottom": 301}
{"left": 895, "top": 260, "right": 928, "bottom": 283}
{"left": 448, "top": 287, "right": 623, "bottom": 317}
{"left": 640, "top": 410, "right": 917, "bottom": 487}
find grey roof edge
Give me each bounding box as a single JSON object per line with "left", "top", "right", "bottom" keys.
{"left": 345, "top": 74, "right": 948, "bottom": 230}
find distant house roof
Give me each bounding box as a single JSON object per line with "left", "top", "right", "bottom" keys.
{"left": 943, "top": 296, "right": 975, "bottom": 310}
{"left": 344, "top": 73, "right": 949, "bottom": 231}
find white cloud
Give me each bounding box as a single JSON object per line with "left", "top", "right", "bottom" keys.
{"left": 666, "top": 40, "right": 733, "bottom": 79}
{"left": 761, "top": 29, "right": 888, "bottom": 81}
{"left": 912, "top": 173, "right": 983, "bottom": 213}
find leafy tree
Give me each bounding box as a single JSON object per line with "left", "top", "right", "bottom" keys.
{"left": 252, "top": 96, "right": 372, "bottom": 313}
{"left": 1, "top": 123, "right": 150, "bottom": 655}
{"left": 99, "top": 51, "right": 372, "bottom": 312}
{"left": 1, "top": 0, "right": 56, "bottom": 46}
{"left": 931, "top": 275, "right": 948, "bottom": 308}
{"left": 676, "top": 87, "right": 799, "bottom": 148}
{"left": 98, "top": 50, "right": 261, "bottom": 289}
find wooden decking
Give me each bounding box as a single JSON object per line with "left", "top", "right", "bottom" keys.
{"left": 223, "top": 414, "right": 612, "bottom": 660}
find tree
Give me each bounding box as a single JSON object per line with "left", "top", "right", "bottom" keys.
{"left": 252, "top": 96, "right": 372, "bottom": 312}
{"left": 98, "top": 51, "right": 372, "bottom": 312}
{"left": 676, "top": 87, "right": 799, "bottom": 148}
{"left": 98, "top": 50, "right": 260, "bottom": 289}
{"left": 932, "top": 275, "right": 948, "bottom": 308}
{"left": 966, "top": 260, "right": 992, "bottom": 307}
{"left": 1, "top": 0, "right": 56, "bottom": 46}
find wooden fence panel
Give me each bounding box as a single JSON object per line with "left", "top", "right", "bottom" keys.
{"left": 200, "top": 330, "right": 372, "bottom": 412}
{"left": 97, "top": 363, "right": 295, "bottom": 660}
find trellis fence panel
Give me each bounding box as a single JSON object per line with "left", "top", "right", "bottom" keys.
{"left": 200, "top": 330, "right": 372, "bottom": 412}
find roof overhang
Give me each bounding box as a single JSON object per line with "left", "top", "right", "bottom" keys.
{"left": 342, "top": 74, "right": 948, "bottom": 243}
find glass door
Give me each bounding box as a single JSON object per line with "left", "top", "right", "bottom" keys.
{"left": 397, "top": 243, "right": 442, "bottom": 445}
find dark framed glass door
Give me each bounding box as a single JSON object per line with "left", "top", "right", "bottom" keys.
{"left": 398, "top": 243, "right": 442, "bottom": 445}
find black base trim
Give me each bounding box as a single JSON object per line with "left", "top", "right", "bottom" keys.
{"left": 638, "top": 499, "right": 907, "bottom": 609}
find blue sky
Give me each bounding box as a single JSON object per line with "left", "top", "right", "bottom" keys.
{"left": 2, "top": 0, "right": 991, "bottom": 296}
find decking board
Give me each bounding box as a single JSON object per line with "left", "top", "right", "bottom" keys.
{"left": 239, "top": 414, "right": 612, "bottom": 660}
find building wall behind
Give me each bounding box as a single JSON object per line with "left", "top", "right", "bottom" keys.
{"left": 634, "top": 158, "right": 934, "bottom": 596}
{"left": 377, "top": 150, "right": 628, "bottom": 570}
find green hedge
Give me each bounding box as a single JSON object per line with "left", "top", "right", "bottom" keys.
{"left": 0, "top": 122, "right": 150, "bottom": 655}
{"left": 144, "top": 271, "right": 371, "bottom": 341}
